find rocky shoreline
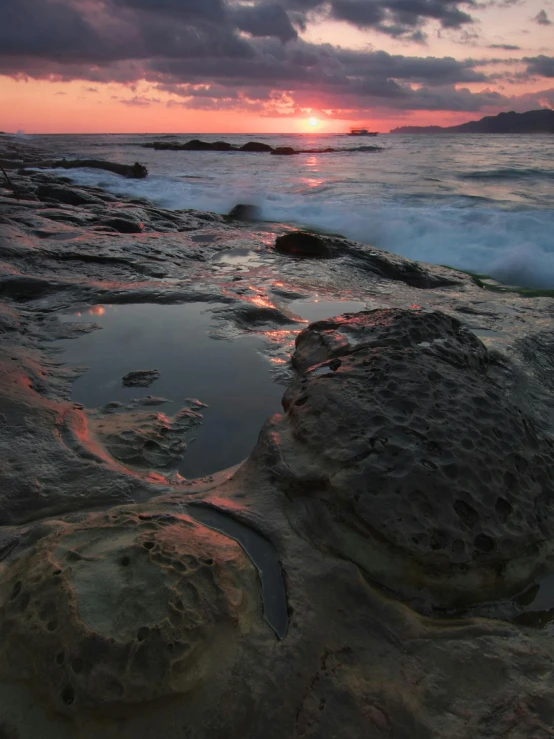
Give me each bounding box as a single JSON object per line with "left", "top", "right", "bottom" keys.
{"left": 1, "top": 137, "right": 554, "bottom": 738}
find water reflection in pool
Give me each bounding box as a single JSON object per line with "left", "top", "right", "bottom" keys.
{"left": 55, "top": 302, "right": 285, "bottom": 478}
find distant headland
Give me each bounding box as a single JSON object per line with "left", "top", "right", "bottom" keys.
{"left": 390, "top": 109, "right": 554, "bottom": 134}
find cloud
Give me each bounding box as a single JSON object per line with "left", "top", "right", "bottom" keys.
{"left": 488, "top": 44, "right": 520, "bottom": 50}
{"left": 533, "top": 9, "right": 552, "bottom": 25}
{"left": 0, "top": 0, "right": 550, "bottom": 119}
{"left": 331, "top": 0, "right": 475, "bottom": 30}
{"left": 277, "top": 0, "right": 478, "bottom": 37}
{"left": 232, "top": 3, "right": 298, "bottom": 41}
{"left": 525, "top": 55, "right": 554, "bottom": 78}
{"left": 120, "top": 94, "right": 161, "bottom": 105}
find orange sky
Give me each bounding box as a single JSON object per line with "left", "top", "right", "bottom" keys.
{"left": 1, "top": 76, "right": 480, "bottom": 133}
{"left": 1, "top": 1, "right": 553, "bottom": 133}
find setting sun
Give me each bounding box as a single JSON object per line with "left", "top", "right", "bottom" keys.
{"left": 308, "top": 117, "right": 319, "bottom": 127}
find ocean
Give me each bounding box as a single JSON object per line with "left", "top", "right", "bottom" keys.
{"left": 25, "top": 131, "right": 554, "bottom": 289}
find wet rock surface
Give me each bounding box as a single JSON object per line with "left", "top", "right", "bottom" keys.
{"left": 2, "top": 136, "right": 554, "bottom": 738}
{"left": 275, "top": 231, "right": 333, "bottom": 258}
{"left": 27, "top": 159, "right": 148, "bottom": 179}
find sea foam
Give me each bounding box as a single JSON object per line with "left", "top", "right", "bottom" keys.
{"left": 48, "top": 166, "right": 554, "bottom": 290}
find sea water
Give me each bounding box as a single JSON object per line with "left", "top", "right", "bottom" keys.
{"left": 30, "top": 132, "right": 554, "bottom": 288}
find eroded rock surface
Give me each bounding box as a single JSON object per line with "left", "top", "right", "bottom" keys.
{"left": 93, "top": 404, "right": 203, "bottom": 470}
{"left": 0, "top": 508, "right": 262, "bottom": 714}
{"left": 254, "top": 309, "right": 554, "bottom": 607}
{"left": 2, "top": 137, "right": 554, "bottom": 739}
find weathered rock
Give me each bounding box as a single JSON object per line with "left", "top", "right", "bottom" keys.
{"left": 275, "top": 231, "right": 332, "bottom": 258}
{"left": 41, "top": 159, "right": 148, "bottom": 179}
{"left": 4, "top": 137, "right": 554, "bottom": 739}
{"left": 353, "top": 247, "right": 463, "bottom": 289}
{"left": 239, "top": 142, "right": 274, "bottom": 153}
{"left": 0, "top": 509, "right": 262, "bottom": 714}
{"left": 35, "top": 185, "right": 103, "bottom": 207}
{"left": 143, "top": 140, "right": 234, "bottom": 152}
{"left": 93, "top": 406, "right": 203, "bottom": 470}
{"left": 188, "top": 140, "right": 233, "bottom": 152}
{"left": 122, "top": 369, "right": 160, "bottom": 387}
{"left": 228, "top": 204, "right": 262, "bottom": 221}
{"left": 215, "top": 302, "right": 298, "bottom": 330}
{"left": 271, "top": 147, "right": 297, "bottom": 156}
{"left": 292, "top": 307, "right": 488, "bottom": 372}
{"left": 101, "top": 217, "right": 143, "bottom": 234}
{"left": 253, "top": 308, "right": 554, "bottom": 608}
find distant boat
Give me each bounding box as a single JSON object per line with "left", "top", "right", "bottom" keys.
{"left": 348, "top": 128, "right": 378, "bottom": 136}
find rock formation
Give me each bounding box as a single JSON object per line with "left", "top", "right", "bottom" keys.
{"left": 2, "top": 140, "right": 554, "bottom": 738}
{"left": 254, "top": 309, "right": 554, "bottom": 608}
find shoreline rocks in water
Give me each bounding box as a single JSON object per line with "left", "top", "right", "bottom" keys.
{"left": 32, "top": 159, "right": 149, "bottom": 179}
{"left": 1, "top": 135, "right": 554, "bottom": 738}
{"left": 142, "top": 139, "right": 378, "bottom": 155}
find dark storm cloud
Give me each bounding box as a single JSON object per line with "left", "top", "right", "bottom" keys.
{"left": 334, "top": 49, "right": 488, "bottom": 85}
{"left": 330, "top": 0, "right": 475, "bottom": 30}
{"left": 232, "top": 3, "right": 298, "bottom": 41}
{"left": 525, "top": 55, "right": 554, "bottom": 77}
{"left": 276, "top": 0, "right": 477, "bottom": 36}
{"left": 0, "top": 0, "right": 547, "bottom": 116}
{"left": 114, "top": 0, "right": 225, "bottom": 14}
{"left": 0, "top": 0, "right": 109, "bottom": 62}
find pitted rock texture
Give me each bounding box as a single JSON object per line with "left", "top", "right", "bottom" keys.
{"left": 0, "top": 509, "right": 261, "bottom": 715}
{"left": 292, "top": 308, "right": 489, "bottom": 372}
{"left": 254, "top": 309, "right": 554, "bottom": 607}
{"left": 92, "top": 406, "right": 203, "bottom": 470}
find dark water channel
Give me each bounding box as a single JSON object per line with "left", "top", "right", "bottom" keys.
{"left": 187, "top": 504, "right": 288, "bottom": 639}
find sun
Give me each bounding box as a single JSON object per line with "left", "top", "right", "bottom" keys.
{"left": 308, "top": 116, "right": 319, "bottom": 128}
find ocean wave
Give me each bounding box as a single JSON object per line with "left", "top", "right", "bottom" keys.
{"left": 49, "top": 166, "right": 554, "bottom": 290}
{"left": 460, "top": 167, "right": 554, "bottom": 181}
{"left": 340, "top": 145, "right": 384, "bottom": 153}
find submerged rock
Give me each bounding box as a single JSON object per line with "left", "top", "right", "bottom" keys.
{"left": 122, "top": 369, "right": 160, "bottom": 388}
{"left": 271, "top": 147, "right": 297, "bottom": 156}
{"left": 239, "top": 142, "right": 273, "bottom": 152}
{"left": 253, "top": 308, "right": 554, "bottom": 608}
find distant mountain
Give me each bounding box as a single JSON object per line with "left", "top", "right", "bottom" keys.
{"left": 390, "top": 109, "right": 554, "bottom": 134}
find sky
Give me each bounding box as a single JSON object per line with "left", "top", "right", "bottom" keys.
{"left": 1, "top": 0, "right": 553, "bottom": 133}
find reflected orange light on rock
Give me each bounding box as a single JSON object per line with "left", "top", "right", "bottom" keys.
{"left": 88, "top": 306, "right": 106, "bottom": 316}
{"left": 249, "top": 295, "right": 275, "bottom": 310}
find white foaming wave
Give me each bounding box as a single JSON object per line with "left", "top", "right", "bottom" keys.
{"left": 54, "top": 168, "right": 554, "bottom": 289}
